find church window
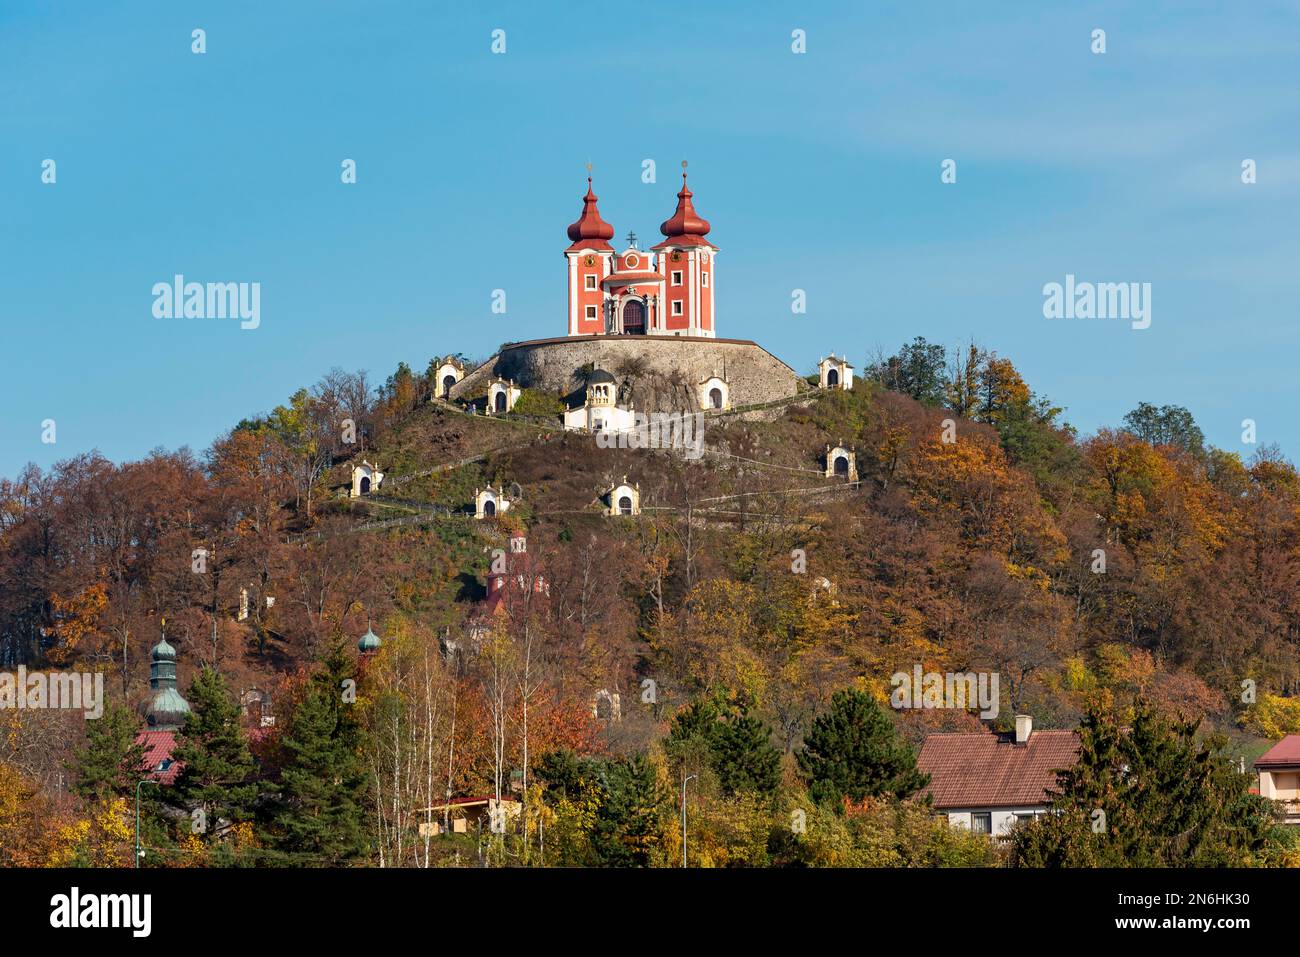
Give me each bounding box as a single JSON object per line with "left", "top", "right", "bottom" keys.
{"left": 671, "top": 300, "right": 683, "bottom": 316}
{"left": 702, "top": 272, "right": 709, "bottom": 287}
{"left": 619, "top": 496, "right": 633, "bottom": 515}
{"left": 671, "top": 271, "right": 683, "bottom": 285}
{"left": 585, "top": 305, "right": 597, "bottom": 320}
{"left": 585, "top": 275, "right": 597, "bottom": 290}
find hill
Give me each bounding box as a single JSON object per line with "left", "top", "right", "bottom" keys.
{"left": 3, "top": 336, "right": 1300, "bottom": 864}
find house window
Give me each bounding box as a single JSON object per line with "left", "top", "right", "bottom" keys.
{"left": 971, "top": 812, "right": 992, "bottom": 835}
{"left": 701, "top": 272, "right": 709, "bottom": 287}
{"left": 585, "top": 275, "right": 597, "bottom": 290}
{"left": 671, "top": 270, "right": 683, "bottom": 285}
{"left": 671, "top": 300, "right": 683, "bottom": 316}
{"left": 585, "top": 305, "right": 597, "bottom": 320}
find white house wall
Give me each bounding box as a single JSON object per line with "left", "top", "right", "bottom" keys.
{"left": 945, "top": 807, "right": 1046, "bottom": 837}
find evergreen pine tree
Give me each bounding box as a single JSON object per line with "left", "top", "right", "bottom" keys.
{"left": 269, "top": 646, "right": 371, "bottom": 865}
{"left": 712, "top": 712, "right": 782, "bottom": 796}
{"left": 70, "top": 700, "right": 147, "bottom": 802}
{"left": 170, "top": 666, "right": 260, "bottom": 844}
{"left": 590, "top": 755, "right": 666, "bottom": 867}
{"left": 1011, "top": 704, "right": 1278, "bottom": 867}
{"left": 797, "top": 689, "right": 928, "bottom": 806}
{"left": 665, "top": 699, "right": 782, "bottom": 796}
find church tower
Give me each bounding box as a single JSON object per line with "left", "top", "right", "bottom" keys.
{"left": 565, "top": 174, "right": 616, "bottom": 336}
{"left": 145, "top": 624, "right": 191, "bottom": 732}
{"left": 651, "top": 163, "right": 717, "bottom": 337}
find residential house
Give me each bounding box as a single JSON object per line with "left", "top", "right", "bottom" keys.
{"left": 916, "top": 715, "right": 1079, "bottom": 838}
{"left": 1255, "top": 735, "right": 1300, "bottom": 824}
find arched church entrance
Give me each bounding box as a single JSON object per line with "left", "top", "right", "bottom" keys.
{"left": 622, "top": 300, "right": 646, "bottom": 335}
{"left": 495, "top": 392, "right": 506, "bottom": 413}
{"left": 708, "top": 388, "right": 723, "bottom": 410}
{"left": 443, "top": 374, "right": 456, "bottom": 396}
{"left": 834, "top": 455, "right": 849, "bottom": 476}
{"left": 483, "top": 499, "right": 496, "bottom": 517}
{"left": 618, "top": 496, "right": 633, "bottom": 515}
{"left": 827, "top": 368, "right": 839, "bottom": 388}
{"left": 360, "top": 476, "right": 371, "bottom": 494}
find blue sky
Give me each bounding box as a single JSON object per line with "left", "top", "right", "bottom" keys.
{"left": 3, "top": 1, "right": 1298, "bottom": 479}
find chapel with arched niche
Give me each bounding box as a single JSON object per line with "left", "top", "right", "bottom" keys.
{"left": 824, "top": 444, "right": 858, "bottom": 482}
{"left": 487, "top": 378, "right": 521, "bottom": 414}
{"left": 434, "top": 356, "right": 465, "bottom": 398}
{"left": 819, "top": 354, "right": 855, "bottom": 391}
{"left": 350, "top": 460, "right": 384, "bottom": 498}
{"left": 698, "top": 374, "right": 731, "bottom": 412}
{"left": 606, "top": 478, "right": 641, "bottom": 516}
{"left": 474, "top": 484, "right": 512, "bottom": 519}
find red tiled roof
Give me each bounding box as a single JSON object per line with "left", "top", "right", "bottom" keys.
{"left": 136, "top": 730, "right": 183, "bottom": 784}
{"left": 603, "top": 271, "right": 663, "bottom": 284}
{"left": 1255, "top": 735, "right": 1300, "bottom": 768}
{"left": 917, "top": 729, "right": 1079, "bottom": 809}
{"left": 649, "top": 234, "right": 716, "bottom": 251}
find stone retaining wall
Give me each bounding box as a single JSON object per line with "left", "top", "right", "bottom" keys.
{"left": 450, "top": 335, "right": 807, "bottom": 413}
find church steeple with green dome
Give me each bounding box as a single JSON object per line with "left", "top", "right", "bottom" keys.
{"left": 146, "top": 620, "right": 191, "bottom": 731}
{"left": 358, "top": 618, "right": 382, "bottom": 655}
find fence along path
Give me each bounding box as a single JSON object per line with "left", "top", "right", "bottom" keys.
{"left": 297, "top": 393, "right": 845, "bottom": 542}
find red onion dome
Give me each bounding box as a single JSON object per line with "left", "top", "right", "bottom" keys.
{"left": 567, "top": 178, "right": 616, "bottom": 245}
{"left": 658, "top": 171, "right": 711, "bottom": 240}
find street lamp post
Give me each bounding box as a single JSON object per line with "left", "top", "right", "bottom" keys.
{"left": 680, "top": 771, "right": 697, "bottom": 868}
{"left": 135, "top": 779, "right": 157, "bottom": 869}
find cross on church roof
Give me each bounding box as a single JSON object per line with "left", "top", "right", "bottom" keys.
{"left": 625, "top": 230, "right": 638, "bottom": 249}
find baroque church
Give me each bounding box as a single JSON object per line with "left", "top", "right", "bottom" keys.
{"left": 565, "top": 164, "right": 717, "bottom": 338}
{"left": 438, "top": 165, "right": 847, "bottom": 428}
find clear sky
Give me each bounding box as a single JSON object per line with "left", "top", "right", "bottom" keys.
{"left": 3, "top": 1, "right": 1298, "bottom": 479}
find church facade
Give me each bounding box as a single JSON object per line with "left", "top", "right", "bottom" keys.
{"left": 566, "top": 166, "right": 716, "bottom": 338}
